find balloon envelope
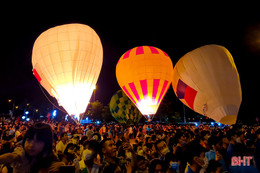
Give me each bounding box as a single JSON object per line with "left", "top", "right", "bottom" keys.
{"left": 32, "top": 23, "right": 103, "bottom": 119}
{"left": 172, "top": 44, "right": 242, "bottom": 125}
{"left": 116, "top": 46, "right": 173, "bottom": 118}
{"left": 110, "top": 90, "right": 142, "bottom": 124}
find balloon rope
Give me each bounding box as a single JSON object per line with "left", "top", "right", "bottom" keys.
{"left": 37, "top": 83, "right": 68, "bottom": 114}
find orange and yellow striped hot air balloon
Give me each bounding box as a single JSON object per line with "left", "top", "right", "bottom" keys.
{"left": 116, "top": 46, "right": 174, "bottom": 120}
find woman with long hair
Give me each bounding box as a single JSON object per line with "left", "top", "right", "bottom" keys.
{"left": 0, "top": 122, "right": 64, "bottom": 173}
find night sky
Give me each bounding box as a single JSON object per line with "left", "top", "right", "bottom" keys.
{"left": 0, "top": 5, "right": 259, "bottom": 123}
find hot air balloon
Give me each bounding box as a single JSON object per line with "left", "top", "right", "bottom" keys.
{"left": 172, "top": 44, "right": 242, "bottom": 125}
{"left": 110, "top": 90, "right": 142, "bottom": 124}
{"left": 32, "top": 23, "right": 103, "bottom": 121}
{"left": 116, "top": 46, "right": 174, "bottom": 120}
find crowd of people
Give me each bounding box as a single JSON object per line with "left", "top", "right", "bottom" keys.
{"left": 0, "top": 119, "right": 259, "bottom": 173}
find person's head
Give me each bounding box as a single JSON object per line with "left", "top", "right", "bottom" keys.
{"left": 60, "top": 132, "right": 68, "bottom": 141}
{"left": 64, "top": 143, "right": 77, "bottom": 155}
{"left": 185, "top": 141, "right": 207, "bottom": 169}
{"left": 206, "top": 160, "right": 223, "bottom": 173}
{"left": 101, "top": 138, "right": 117, "bottom": 158}
{"left": 221, "top": 135, "right": 229, "bottom": 145}
{"left": 137, "top": 134, "right": 143, "bottom": 141}
{"left": 82, "top": 139, "right": 100, "bottom": 164}
{"left": 255, "top": 129, "right": 260, "bottom": 140}
{"left": 22, "top": 123, "right": 53, "bottom": 158}
{"left": 92, "top": 132, "right": 101, "bottom": 141}
{"left": 155, "top": 140, "right": 169, "bottom": 157}
{"left": 174, "top": 132, "right": 187, "bottom": 146}
{"left": 136, "top": 155, "right": 148, "bottom": 171}
{"left": 208, "top": 136, "right": 222, "bottom": 151}
{"left": 201, "top": 130, "right": 211, "bottom": 141}
{"left": 149, "top": 158, "right": 165, "bottom": 173}
{"left": 227, "top": 130, "right": 238, "bottom": 143}
{"left": 79, "top": 136, "right": 88, "bottom": 145}
{"left": 146, "top": 136, "right": 152, "bottom": 144}
{"left": 151, "top": 134, "right": 157, "bottom": 142}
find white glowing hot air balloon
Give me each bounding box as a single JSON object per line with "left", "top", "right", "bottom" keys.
{"left": 32, "top": 23, "right": 103, "bottom": 120}
{"left": 172, "top": 44, "right": 242, "bottom": 125}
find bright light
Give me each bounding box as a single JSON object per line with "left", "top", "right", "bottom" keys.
{"left": 52, "top": 110, "right": 57, "bottom": 117}
{"left": 22, "top": 116, "right": 26, "bottom": 120}
{"left": 218, "top": 122, "right": 221, "bottom": 126}
{"left": 211, "top": 122, "right": 214, "bottom": 125}
{"left": 195, "top": 122, "right": 198, "bottom": 127}
{"left": 137, "top": 97, "right": 158, "bottom": 115}
{"left": 51, "top": 83, "right": 94, "bottom": 117}
{"left": 25, "top": 111, "right": 29, "bottom": 115}
{"left": 65, "top": 115, "right": 68, "bottom": 121}
{"left": 26, "top": 118, "right": 30, "bottom": 121}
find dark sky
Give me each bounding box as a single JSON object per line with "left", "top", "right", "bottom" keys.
{"left": 0, "top": 4, "right": 259, "bottom": 123}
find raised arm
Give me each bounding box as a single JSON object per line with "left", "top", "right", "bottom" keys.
{"left": 0, "top": 153, "right": 19, "bottom": 165}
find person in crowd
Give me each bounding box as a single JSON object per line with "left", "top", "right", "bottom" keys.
{"left": 0, "top": 122, "right": 64, "bottom": 173}
{"left": 206, "top": 136, "right": 227, "bottom": 172}
{"left": 174, "top": 132, "right": 188, "bottom": 172}
{"left": 86, "top": 125, "right": 94, "bottom": 140}
{"left": 100, "top": 138, "right": 137, "bottom": 173}
{"left": 80, "top": 139, "right": 100, "bottom": 173}
{"left": 155, "top": 139, "right": 170, "bottom": 159}
{"left": 135, "top": 155, "right": 149, "bottom": 173}
{"left": 70, "top": 134, "right": 80, "bottom": 145}
{"left": 92, "top": 132, "right": 102, "bottom": 142}
{"left": 61, "top": 143, "right": 78, "bottom": 165}
{"left": 206, "top": 160, "right": 223, "bottom": 173}
{"left": 14, "top": 126, "right": 21, "bottom": 142}
{"left": 148, "top": 158, "right": 165, "bottom": 173}
{"left": 56, "top": 132, "right": 69, "bottom": 156}
{"left": 200, "top": 130, "right": 211, "bottom": 150}
{"left": 184, "top": 141, "right": 207, "bottom": 173}
{"left": 225, "top": 130, "right": 238, "bottom": 168}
